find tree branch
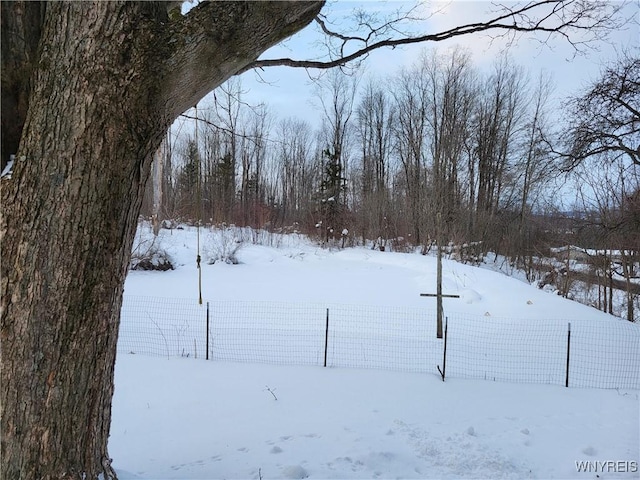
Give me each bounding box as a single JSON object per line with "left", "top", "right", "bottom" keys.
{"left": 159, "top": 1, "right": 324, "bottom": 120}
{"left": 238, "top": 0, "right": 624, "bottom": 74}
{"left": 558, "top": 51, "right": 639, "bottom": 168}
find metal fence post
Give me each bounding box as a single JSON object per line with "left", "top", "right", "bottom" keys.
{"left": 324, "top": 308, "right": 329, "bottom": 367}
{"left": 206, "top": 302, "right": 210, "bottom": 361}
{"left": 565, "top": 322, "right": 571, "bottom": 387}
{"left": 437, "top": 317, "right": 448, "bottom": 381}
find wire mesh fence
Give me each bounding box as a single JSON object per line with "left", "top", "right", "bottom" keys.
{"left": 118, "top": 295, "right": 640, "bottom": 389}
{"left": 119, "top": 296, "right": 206, "bottom": 358}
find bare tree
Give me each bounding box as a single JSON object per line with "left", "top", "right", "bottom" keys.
{"left": 574, "top": 157, "right": 639, "bottom": 320}
{"left": 554, "top": 52, "right": 639, "bottom": 320}
{"left": 471, "top": 56, "right": 527, "bottom": 255}
{"left": 560, "top": 53, "right": 639, "bottom": 169}
{"left": 242, "top": 104, "right": 270, "bottom": 227}
{"left": 212, "top": 79, "right": 244, "bottom": 221}
{"left": 517, "top": 72, "right": 555, "bottom": 229}
{"left": 355, "top": 80, "right": 395, "bottom": 247}
{"left": 421, "top": 47, "right": 476, "bottom": 243}
{"left": 199, "top": 117, "right": 226, "bottom": 222}
{"left": 392, "top": 66, "right": 429, "bottom": 246}
{"left": 273, "top": 117, "right": 317, "bottom": 228}
{"left": 510, "top": 71, "right": 556, "bottom": 278}
{"left": 152, "top": 131, "right": 175, "bottom": 232}
{"left": 416, "top": 47, "right": 477, "bottom": 337}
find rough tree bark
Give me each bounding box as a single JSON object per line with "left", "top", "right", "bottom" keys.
{"left": 0, "top": 1, "right": 45, "bottom": 171}
{"left": 0, "top": 2, "right": 323, "bottom": 479}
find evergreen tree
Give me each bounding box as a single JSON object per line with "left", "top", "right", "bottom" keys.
{"left": 319, "top": 148, "right": 347, "bottom": 243}
{"left": 176, "top": 139, "right": 200, "bottom": 218}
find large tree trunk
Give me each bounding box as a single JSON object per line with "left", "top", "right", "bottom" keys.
{"left": 1, "top": 2, "right": 323, "bottom": 479}
{"left": 1, "top": 4, "right": 170, "bottom": 478}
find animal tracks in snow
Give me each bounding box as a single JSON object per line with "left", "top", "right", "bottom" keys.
{"left": 393, "top": 419, "right": 533, "bottom": 479}
{"left": 168, "top": 455, "right": 221, "bottom": 472}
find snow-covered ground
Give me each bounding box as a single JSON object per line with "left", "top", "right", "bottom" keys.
{"left": 111, "top": 225, "right": 639, "bottom": 479}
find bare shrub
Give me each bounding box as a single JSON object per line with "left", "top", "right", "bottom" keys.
{"left": 205, "top": 225, "right": 244, "bottom": 264}
{"left": 131, "top": 229, "right": 174, "bottom": 271}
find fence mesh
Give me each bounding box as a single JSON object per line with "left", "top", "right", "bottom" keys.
{"left": 119, "top": 296, "right": 206, "bottom": 358}
{"left": 210, "top": 301, "right": 326, "bottom": 366}
{"left": 118, "top": 295, "right": 640, "bottom": 389}
{"left": 446, "top": 316, "right": 568, "bottom": 384}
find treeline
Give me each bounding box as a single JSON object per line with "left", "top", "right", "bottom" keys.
{"left": 142, "top": 48, "right": 639, "bottom": 302}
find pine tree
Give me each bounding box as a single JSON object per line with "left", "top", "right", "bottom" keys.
{"left": 319, "top": 148, "right": 347, "bottom": 243}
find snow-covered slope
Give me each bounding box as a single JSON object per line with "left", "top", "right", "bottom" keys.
{"left": 111, "top": 225, "right": 639, "bottom": 479}
{"left": 124, "top": 226, "right": 624, "bottom": 320}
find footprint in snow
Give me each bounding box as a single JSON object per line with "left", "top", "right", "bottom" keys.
{"left": 281, "top": 465, "right": 308, "bottom": 479}
{"left": 395, "top": 419, "right": 529, "bottom": 478}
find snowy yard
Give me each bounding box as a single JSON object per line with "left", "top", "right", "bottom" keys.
{"left": 111, "top": 226, "right": 639, "bottom": 479}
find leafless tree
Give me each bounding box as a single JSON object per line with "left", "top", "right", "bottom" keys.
{"left": 421, "top": 47, "right": 476, "bottom": 243}
{"left": 272, "top": 117, "right": 318, "bottom": 228}
{"left": 505, "top": 71, "right": 557, "bottom": 278}
{"left": 238, "top": 104, "right": 270, "bottom": 226}
{"left": 141, "top": 128, "right": 175, "bottom": 232}
{"left": 560, "top": 52, "right": 639, "bottom": 170}
{"left": 573, "top": 157, "right": 639, "bottom": 320}
{"left": 471, "top": 56, "right": 527, "bottom": 256}
{"left": 391, "top": 66, "right": 429, "bottom": 246}
{"left": 355, "top": 79, "right": 395, "bottom": 248}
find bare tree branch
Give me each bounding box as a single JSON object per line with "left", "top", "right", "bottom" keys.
{"left": 238, "top": 0, "right": 625, "bottom": 74}
{"left": 554, "top": 52, "right": 640, "bottom": 169}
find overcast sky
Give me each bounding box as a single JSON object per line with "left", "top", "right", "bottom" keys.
{"left": 221, "top": 0, "right": 638, "bottom": 128}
